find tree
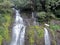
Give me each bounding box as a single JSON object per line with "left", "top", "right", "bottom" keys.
{"left": 11, "top": 0, "right": 31, "bottom": 8}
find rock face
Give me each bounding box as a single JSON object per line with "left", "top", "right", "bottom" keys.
{"left": 20, "top": 12, "right": 45, "bottom": 45}
{"left": 2, "top": 40, "right": 8, "bottom": 45}
{"left": 49, "top": 20, "right": 60, "bottom": 45}
{"left": 50, "top": 20, "right": 60, "bottom": 25}
{"left": 56, "top": 31, "right": 60, "bottom": 45}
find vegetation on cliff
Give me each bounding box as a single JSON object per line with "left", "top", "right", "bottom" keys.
{"left": 26, "top": 25, "right": 44, "bottom": 45}
{"left": 0, "top": 0, "right": 13, "bottom": 45}
{"left": 0, "top": 0, "right": 60, "bottom": 45}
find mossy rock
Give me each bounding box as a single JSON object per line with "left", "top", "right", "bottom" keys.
{"left": 0, "top": 35, "right": 3, "bottom": 45}
{"left": 27, "top": 25, "right": 44, "bottom": 45}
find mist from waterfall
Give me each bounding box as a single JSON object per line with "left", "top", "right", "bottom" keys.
{"left": 10, "top": 8, "right": 26, "bottom": 45}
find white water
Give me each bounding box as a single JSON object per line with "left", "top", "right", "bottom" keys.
{"left": 44, "top": 28, "right": 50, "bottom": 45}
{"left": 10, "top": 9, "right": 26, "bottom": 45}
{"left": 32, "top": 12, "right": 36, "bottom": 25}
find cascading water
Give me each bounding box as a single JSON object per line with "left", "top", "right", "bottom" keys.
{"left": 44, "top": 28, "right": 50, "bottom": 45}
{"left": 32, "top": 12, "right": 39, "bottom": 25}
{"left": 10, "top": 9, "right": 26, "bottom": 45}
{"left": 32, "top": 12, "right": 36, "bottom": 25}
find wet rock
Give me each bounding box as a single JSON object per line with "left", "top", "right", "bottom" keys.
{"left": 2, "top": 40, "right": 8, "bottom": 45}
{"left": 56, "top": 31, "right": 60, "bottom": 45}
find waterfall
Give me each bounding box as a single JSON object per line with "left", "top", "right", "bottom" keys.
{"left": 32, "top": 12, "right": 36, "bottom": 25}
{"left": 32, "top": 12, "right": 36, "bottom": 24}
{"left": 32, "top": 12, "right": 39, "bottom": 25}
{"left": 44, "top": 28, "right": 50, "bottom": 45}
{"left": 10, "top": 9, "right": 26, "bottom": 45}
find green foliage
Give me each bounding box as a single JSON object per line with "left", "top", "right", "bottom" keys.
{"left": 0, "top": 3, "right": 12, "bottom": 44}
{"left": 37, "top": 12, "right": 55, "bottom": 22}
{"left": 0, "top": 35, "right": 3, "bottom": 45}
{"left": 49, "top": 24, "right": 57, "bottom": 45}
{"left": 52, "top": 40, "right": 56, "bottom": 45}
{"left": 37, "top": 12, "right": 46, "bottom": 18}
{"left": 28, "top": 25, "right": 44, "bottom": 45}
{"left": 45, "top": 0, "right": 60, "bottom": 18}
{"left": 50, "top": 24, "right": 60, "bottom": 31}
{"left": 49, "top": 24, "right": 60, "bottom": 44}
{"left": 0, "top": 13, "right": 11, "bottom": 44}
{"left": 35, "top": 0, "right": 42, "bottom": 11}
{"left": 37, "top": 12, "right": 46, "bottom": 22}
{"left": 0, "top": 0, "right": 14, "bottom": 7}
{"left": 0, "top": 0, "right": 13, "bottom": 44}
{"left": 29, "top": 30, "right": 34, "bottom": 45}
{"left": 1, "top": 0, "right": 60, "bottom": 19}
{"left": 34, "top": 26, "right": 44, "bottom": 38}
{"left": 0, "top": 0, "right": 13, "bottom": 14}
{"left": 0, "top": 26, "right": 5, "bottom": 37}
{"left": 11, "top": 0, "right": 31, "bottom": 8}
{"left": 28, "top": 26, "right": 35, "bottom": 45}
{"left": 0, "top": 14, "right": 6, "bottom": 25}
{"left": 54, "top": 9, "right": 60, "bottom": 18}
{"left": 3, "top": 13, "right": 11, "bottom": 41}
{"left": 10, "top": 0, "right": 60, "bottom": 18}
{"left": 55, "top": 9, "right": 60, "bottom": 15}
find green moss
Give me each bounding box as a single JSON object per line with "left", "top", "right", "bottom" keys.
{"left": 0, "top": 13, "right": 12, "bottom": 44}
{"left": 52, "top": 40, "right": 56, "bottom": 45}
{"left": 29, "top": 36, "right": 34, "bottom": 45}
{"left": 0, "top": 1, "right": 13, "bottom": 44}
{"left": 51, "top": 29, "right": 55, "bottom": 37}
{"left": 28, "top": 27, "right": 35, "bottom": 45}
{"left": 50, "top": 29, "right": 56, "bottom": 45}
{"left": 50, "top": 24, "right": 60, "bottom": 38}
{"left": 50, "top": 24, "right": 60, "bottom": 31}
{"left": 0, "top": 35, "right": 3, "bottom": 45}
{"left": 34, "top": 26, "right": 44, "bottom": 38}
{"left": 28, "top": 25, "right": 44, "bottom": 45}
{"left": 2, "top": 13, "right": 11, "bottom": 41}
{"left": 49, "top": 24, "right": 58, "bottom": 45}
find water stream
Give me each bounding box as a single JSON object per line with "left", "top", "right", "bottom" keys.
{"left": 32, "top": 12, "right": 37, "bottom": 25}
{"left": 10, "top": 8, "right": 51, "bottom": 45}
{"left": 44, "top": 28, "right": 50, "bottom": 45}
{"left": 10, "top": 9, "right": 26, "bottom": 45}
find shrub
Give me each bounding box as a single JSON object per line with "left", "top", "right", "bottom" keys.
{"left": 36, "top": 12, "right": 55, "bottom": 23}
